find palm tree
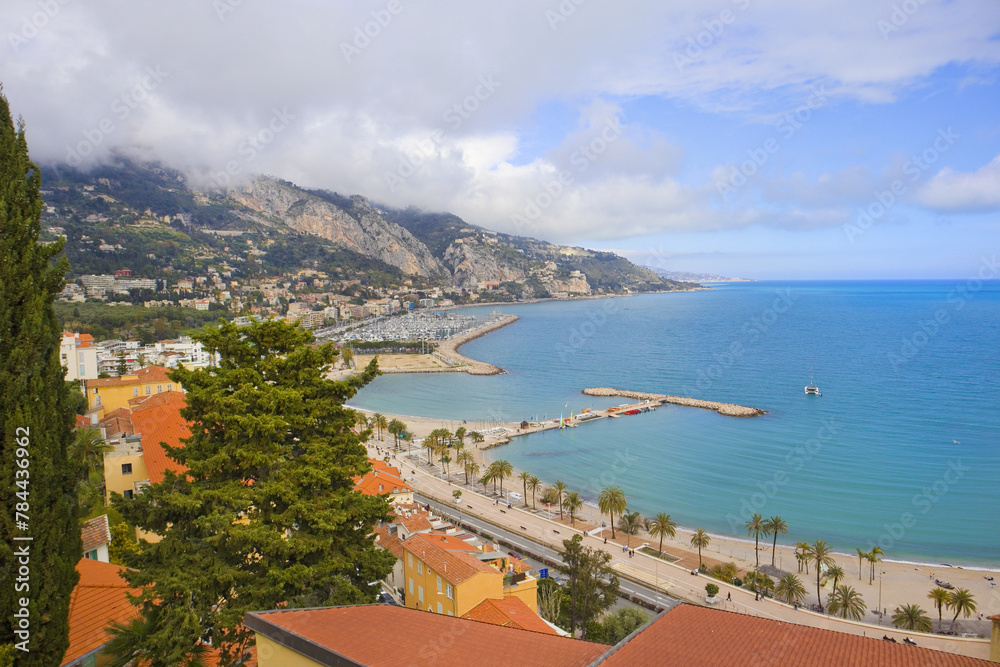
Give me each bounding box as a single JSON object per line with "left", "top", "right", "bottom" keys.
{"left": 423, "top": 434, "right": 439, "bottom": 465}
{"left": 479, "top": 473, "right": 491, "bottom": 494}
{"left": 649, "top": 513, "right": 676, "bottom": 557}
{"left": 527, "top": 475, "right": 541, "bottom": 509}
{"left": 456, "top": 449, "right": 472, "bottom": 477}
{"left": 619, "top": 511, "right": 643, "bottom": 549}
{"left": 105, "top": 614, "right": 209, "bottom": 667}
{"left": 439, "top": 452, "right": 451, "bottom": 478}
{"left": 744, "top": 513, "right": 767, "bottom": 569}
{"left": 691, "top": 529, "right": 711, "bottom": 569}
{"left": 564, "top": 491, "right": 583, "bottom": 526}
{"left": 946, "top": 588, "right": 977, "bottom": 633}
{"left": 827, "top": 565, "right": 845, "bottom": 595}
{"left": 553, "top": 480, "right": 568, "bottom": 519}
{"left": 598, "top": 485, "right": 627, "bottom": 539}
{"left": 72, "top": 428, "right": 111, "bottom": 477}
{"left": 928, "top": 587, "right": 950, "bottom": 630}
{"left": 517, "top": 471, "right": 532, "bottom": 507}
{"left": 868, "top": 546, "right": 883, "bottom": 584}
{"left": 454, "top": 426, "right": 467, "bottom": 445}
{"left": 387, "top": 419, "right": 406, "bottom": 448}
{"left": 775, "top": 573, "right": 807, "bottom": 605}
{"left": 355, "top": 411, "right": 369, "bottom": 430}
{"left": 855, "top": 548, "right": 867, "bottom": 580}
{"left": 827, "top": 585, "right": 867, "bottom": 621}
{"left": 809, "top": 540, "right": 836, "bottom": 610}
{"left": 494, "top": 459, "right": 513, "bottom": 497}
{"left": 763, "top": 516, "right": 788, "bottom": 567}
{"left": 484, "top": 461, "right": 499, "bottom": 493}
{"left": 373, "top": 413, "right": 387, "bottom": 440}
{"left": 464, "top": 460, "right": 480, "bottom": 487}
{"left": 469, "top": 430, "right": 483, "bottom": 443}
{"left": 892, "top": 604, "right": 933, "bottom": 633}
{"left": 795, "top": 542, "right": 812, "bottom": 574}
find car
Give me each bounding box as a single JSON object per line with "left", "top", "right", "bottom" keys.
{"left": 509, "top": 492, "right": 523, "bottom": 501}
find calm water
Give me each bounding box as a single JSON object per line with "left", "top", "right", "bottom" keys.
{"left": 352, "top": 281, "right": 1000, "bottom": 567}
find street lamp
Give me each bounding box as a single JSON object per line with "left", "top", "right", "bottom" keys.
{"left": 878, "top": 570, "right": 886, "bottom": 623}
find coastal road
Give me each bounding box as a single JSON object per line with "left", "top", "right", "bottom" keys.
{"left": 371, "top": 439, "right": 991, "bottom": 660}
{"left": 415, "top": 492, "right": 682, "bottom": 614}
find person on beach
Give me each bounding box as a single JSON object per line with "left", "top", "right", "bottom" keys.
{"left": 727, "top": 592, "right": 731, "bottom": 601}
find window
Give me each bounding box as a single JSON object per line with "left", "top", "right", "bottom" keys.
{"left": 123, "top": 490, "right": 134, "bottom": 500}
{"left": 95, "top": 395, "right": 101, "bottom": 405}
{"left": 157, "top": 385, "right": 162, "bottom": 393}
{"left": 93, "top": 388, "right": 98, "bottom": 394}
{"left": 408, "top": 554, "right": 413, "bottom": 568}
{"left": 417, "top": 562, "right": 422, "bottom": 575}
{"left": 78, "top": 351, "right": 85, "bottom": 362}
{"left": 436, "top": 575, "right": 442, "bottom": 593}
{"left": 437, "top": 602, "right": 443, "bottom": 614}
{"left": 446, "top": 583, "right": 453, "bottom": 600}
{"left": 145, "top": 386, "right": 151, "bottom": 395}
{"left": 418, "top": 586, "right": 423, "bottom": 604}
{"left": 167, "top": 384, "right": 172, "bottom": 391}
{"left": 84, "top": 549, "right": 97, "bottom": 560}
{"left": 409, "top": 578, "right": 414, "bottom": 595}
{"left": 133, "top": 387, "right": 139, "bottom": 397}
{"left": 122, "top": 463, "right": 133, "bottom": 475}
{"left": 79, "top": 364, "right": 85, "bottom": 377}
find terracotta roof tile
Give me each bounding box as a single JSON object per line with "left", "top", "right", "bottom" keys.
{"left": 402, "top": 534, "right": 498, "bottom": 586}
{"left": 246, "top": 605, "right": 606, "bottom": 667}
{"left": 130, "top": 394, "right": 190, "bottom": 484}
{"left": 62, "top": 559, "right": 139, "bottom": 666}
{"left": 85, "top": 365, "right": 172, "bottom": 389}
{"left": 600, "top": 604, "right": 993, "bottom": 666}
{"left": 464, "top": 597, "right": 558, "bottom": 635}
{"left": 129, "top": 390, "right": 186, "bottom": 412}
{"left": 75, "top": 415, "right": 90, "bottom": 429}
{"left": 353, "top": 465, "right": 413, "bottom": 497}
{"left": 374, "top": 526, "right": 405, "bottom": 560}
{"left": 81, "top": 515, "right": 111, "bottom": 553}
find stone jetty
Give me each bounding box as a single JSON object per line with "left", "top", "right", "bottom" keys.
{"left": 583, "top": 387, "right": 765, "bottom": 417}
{"left": 435, "top": 314, "right": 519, "bottom": 375}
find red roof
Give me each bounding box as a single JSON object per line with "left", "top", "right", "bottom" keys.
{"left": 420, "top": 530, "right": 482, "bottom": 552}
{"left": 601, "top": 604, "right": 993, "bottom": 666}
{"left": 130, "top": 393, "right": 190, "bottom": 484}
{"left": 463, "top": 597, "right": 558, "bottom": 635}
{"left": 402, "top": 534, "right": 497, "bottom": 586}
{"left": 63, "top": 332, "right": 95, "bottom": 348}
{"left": 75, "top": 415, "right": 91, "bottom": 429}
{"left": 81, "top": 514, "right": 111, "bottom": 553}
{"left": 62, "top": 559, "right": 139, "bottom": 666}
{"left": 353, "top": 463, "right": 413, "bottom": 498}
{"left": 85, "top": 365, "right": 172, "bottom": 389}
{"left": 129, "top": 389, "right": 186, "bottom": 412}
{"left": 373, "top": 526, "right": 405, "bottom": 560}
{"left": 245, "top": 605, "right": 606, "bottom": 667}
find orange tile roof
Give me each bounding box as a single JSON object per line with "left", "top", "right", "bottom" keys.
{"left": 130, "top": 394, "right": 190, "bottom": 484}
{"left": 421, "top": 530, "right": 482, "bottom": 552}
{"left": 601, "top": 604, "right": 993, "bottom": 666}
{"left": 85, "top": 365, "right": 172, "bottom": 389}
{"left": 245, "top": 605, "right": 606, "bottom": 667}
{"left": 371, "top": 459, "right": 402, "bottom": 476}
{"left": 373, "top": 526, "right": 405, "bottom": 560}
{"left": 63, "top": 332, "right": 95, "bottom": 348}
{"left": 464, "top": 597, "right": 558, "bottom": 635}
{"left": 75, "top": 415, "right": 90, "bottom": 429}
{"left": 62, "top": 559, "right": 139, "bottom": 666}
{"left": 402, "top": 534, "right": 498, "bottom": 586}
{"left": 81, "top": 514, "right": 111, "bottom": 553}
{"left": 129, "top": 389, "right": 186, "bottom": 412}
{"left": 353, "top": 466, "right": 413, "bottom": 498}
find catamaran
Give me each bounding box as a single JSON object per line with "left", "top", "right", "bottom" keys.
{"left": 805, "top": 361, "right": 821, "bottom": 396}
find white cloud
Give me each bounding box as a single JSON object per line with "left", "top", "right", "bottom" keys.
{"left": 916, "top": 155, "right": 1000, "bottom": 212}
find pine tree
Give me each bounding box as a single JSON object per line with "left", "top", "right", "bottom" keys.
{"left": 113, "top": 319, "right": 393, "bottom": 665}
{"left": 0, "top": 88, "right": 83, "bottom": 665}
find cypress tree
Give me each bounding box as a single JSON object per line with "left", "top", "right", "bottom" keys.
{"left": 113, "top": 320, "right": 394, "bottom": 665}
{"left": 0, "top": 89, "right": 83, "bottom": 664}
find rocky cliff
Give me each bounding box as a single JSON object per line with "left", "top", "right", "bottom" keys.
{"left": 441, "top": 242, "right": 529, "bottom": 290}
{"left": 229, "top": 179, "right": 445, "bottom": 277}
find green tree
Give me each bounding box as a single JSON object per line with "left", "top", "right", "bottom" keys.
{"left": 826, "top": 565, "right": 845, "bottom": 603}
{"left": 0, "top": 91, "right": 83, "bottom": 665}
{"left": 855, "top": 548, "right": 867, "bottom": 580}
{"left": 553, "top": 480, "right": 568, "bottom": 519}
{"left": 598, "top": 485, "right": 626, "bottom": 539}
{"left": 560, "top": 535, "right": 619, "bottom": 638}
{"left": 892, "top": 603, "right": 933, "bottom": 633}
{"left": 108, "top": 521, "right": 141, "bottom": 566}
{"left": 112, "top": 320, "right": 394, "bottom": 665}
{"left": 946, "top": 588, "right": 977, "bottom": 634}
{"left": 493, "top": 459, "right": 513, "bottom": 497}
{"left": 516, "top": 470, "right": 531, "bottom": 507}
{"left": 372, "top": 413, "right": 387, "bottom": 440}
{"left": 691, "top": 528, "right": 711, "bottom": 569}
{"left": 469, "top": 430, "right": 483, "bottom": 443}
{"left": 387, "top": 419, "right": 405, "bottom": 448}
{"left": 527, "top": 475, "right": 541, "bottom": 509}
{"left": 597, "top": 607, "right": 649, "bottom": 645}
{"left": 116, "top": 350, "right": 128, "bottom": 377}
{"left": 764, "top": 516, "right": 788, "bottom": 567}
{"left": 340, "top": 345, "right": 354, "bottom": 368}
{"left": 66, "top": 380, "right": 88, "bottom": 415}
{"left": 648, "top": 513, "right": 676, "bottom": 557}
{"left": 745, "top": 512, "right": 767, "bottom": 569}
{"left": 464, "top": 460, "right": 480, "bottom": 487}
{"left": 71, "top": 427, "right": 111, "bottom": 477}
{"left": 808, "top": 540, "right": 836, "bottom": 611}
{"left": 775, "top": 573, "right": 807, "bottom": 605}
{"left": 796, "top": 541, "right": 812, "bottom": 574}
{"left": 928, "top": 587, "right": 949, "bottom": 629}
{"left": 827, "top": 585, "right": 867, "bottom": 621}
{"left": 564, "top": 491, "right": 583, "bottom": 526}
{"left": 454, "top": 426, "right": 466, "bottom": 444}
{"left": 619, "top": 511, "right": 642, "bottom": 549}
{"left": 105, "top": 614, "right": 209, "bottom": 667}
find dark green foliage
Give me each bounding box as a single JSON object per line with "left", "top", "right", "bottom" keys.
{"left": 0, "top": 89, "right": 84, "bottom": 665}
{"left": 65, "top": 380, "right": 88, "bottom": 415}
{"left": 54, "top": 301, "right": 221, "bottom": 342}
{"left": 592, "top": 607, "right": 650, "bottom": 645}
{"left": 559, "top": 535, "right": 619, "bottom": 639}
{"left": 705, "top": 583, "right": 720, "bottom": 597}
{"left": 112, "top": 319, "right": 394, "bottom": 665}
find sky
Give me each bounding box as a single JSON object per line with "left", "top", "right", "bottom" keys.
{"left": 2, "top": 0, "right": 999, "bottom": 279}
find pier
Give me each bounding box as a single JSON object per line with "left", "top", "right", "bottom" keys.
{"left": 583, "top": 387, "right": 765, "bottom": 417}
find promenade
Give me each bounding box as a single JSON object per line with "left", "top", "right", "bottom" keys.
{"left": 364, "top": 434, "right": 991, "bottom": 661}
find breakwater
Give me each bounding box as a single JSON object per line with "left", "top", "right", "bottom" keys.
{"left": 583, "top": 387, "right": 765, "bottom": 417}
{"left": 436, "top": 314, "right": 520, "bottom": 375}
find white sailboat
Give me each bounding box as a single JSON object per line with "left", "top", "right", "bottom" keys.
{"left": 805, "top": 360, "right": 821, "bottom": 396}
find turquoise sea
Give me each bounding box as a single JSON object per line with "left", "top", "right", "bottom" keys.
{"left": 351, "top": 281, "right": 1000, "bottom": 567}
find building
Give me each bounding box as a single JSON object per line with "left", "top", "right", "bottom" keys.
{"left": 81, "top": 515, "right": 111, "bottom": 563}
{"left": 243, "top": 603, "right": 997, "bottom": 667}
{"left": 61, "top": 559, "right": 140, "bottom": 666}
{"left": 61, "top": 332, "right": 100, "bottom": 382}
{"left": 246, "top": 605, "right": 606, "bottom": 667}
{"left": 353, "top": 460, "right": 414, "bottom": 505}
{"left": 85, "top": 366, "right": 178, "bottom": 414}
{"left": 463, "top": 596, "right": 561, "bottom": 635}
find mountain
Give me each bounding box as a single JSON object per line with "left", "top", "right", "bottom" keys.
{"left": 41, "top": 159, "right": 694, "bottom": 296}
{"left": 641, "top": 267, "right": 754, "bottom": 283}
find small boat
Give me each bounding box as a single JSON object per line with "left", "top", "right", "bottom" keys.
{"left": 805, "top": 360, "right": 821, "bottom": 396}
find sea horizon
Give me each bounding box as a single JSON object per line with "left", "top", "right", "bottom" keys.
{"left": 352, "top": 279, "right": 1000, "bottom": 569}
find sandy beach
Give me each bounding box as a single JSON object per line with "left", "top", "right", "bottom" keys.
{"left": 357, "top": 406, "right": 998, "bottom": 640}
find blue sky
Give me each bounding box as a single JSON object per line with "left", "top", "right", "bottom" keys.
{"left": 2, "top": 0, "right": 999, "bottom": 279}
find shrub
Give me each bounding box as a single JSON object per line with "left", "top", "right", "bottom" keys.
{"left": 705, "top": 583, "right": 720, "bottom": 598}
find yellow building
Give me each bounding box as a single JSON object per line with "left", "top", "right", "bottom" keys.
{"left": 402, "top": 534, "right": 502, "bottom": 617}
{"left": 85, "top": 366, "right": 178, "bottom": 414}
{"left": 103, "top": 437, "right": 147, "bottom": 504}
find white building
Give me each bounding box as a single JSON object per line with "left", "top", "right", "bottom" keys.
{"left": 61, "top": 332, "right": 100, "bottom": 381}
